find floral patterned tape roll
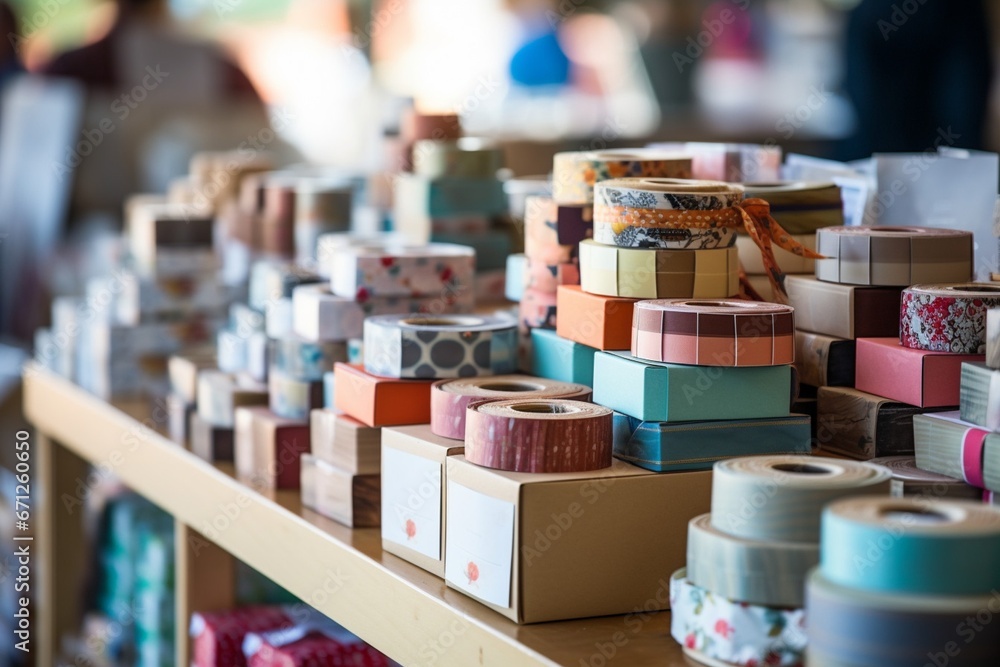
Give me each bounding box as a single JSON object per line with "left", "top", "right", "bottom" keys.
{"left": 900, "top": 283, "right": 1000, "bottom": 354}
{"left": 551, "top": 149, "right": 693, "bottom": 204}
{"left": 329, "top": 242, "right": 475, "bottom": 300}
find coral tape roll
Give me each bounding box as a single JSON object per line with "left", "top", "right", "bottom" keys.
{"left": 411, "top": 138, "right": 504, "bottom": 179}
{"left": 631, "top": 299, "right": 794, "bottom": 367}
{"left": 523, "top": 196, "right": 592, "bottom": 264}
{"left": 464, "top": 399, "right": 613, "bottom": 472}
{"left": 269, "top": 336, "right": 348, "bottom": 381}
{"left": 820, "top": 496, "right": 1000, "bottom": 596}
{"left": 871, "top": 455, "right": 982, "bottom": 500}
{"left": 362, "top": 314, "right": 518, "bottom": 379}
{"left": 669, "top": 569, "right": 806, "bottom": 667}
{"left": 912, "top": 412, "right": 1000, "bottom": 490}
{"left": 805, "top": 569, "right": 1000, "bottom": 667}
{"left": 551, "top": 149, "right": 692, "bottom": 205}
{"left": 814, "top": 226, "right": 973, "bottom": 286}
{"left": 686, "top": 514, "right": 817, "bottom": 608}
{"left": 329, "top": 242, "right": 475, "bottom": 300}
{"left": 742, "top": 181, "right": 843, "bottom": 234}
{"left": 593, "top": 178, "right": 742, "bottom": 250}
{"left": 900, "top": 283, "right": 1000, "bottom": 354}
{"left": 429, "top": 375, "right": 592, "bottom": 439}
{"left": 579, "top": 239, "right": 739, "bottom": 299}
{"left": 710, "top": 456, "right": 892, "bottom": 543}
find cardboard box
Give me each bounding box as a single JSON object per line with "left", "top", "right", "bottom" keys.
{"left": 555, "top": 285, "right": 636, "bottom": 350}
{"left": 189, "top": 412, "right": 234, "bottom": 462}
{"left": 234, "top": 407, "right": 310, "bottom": 489}
{"left": 300, "top": 454, "right": 380, "bottom": 528}
{"left": 445, "top": 456, "right": 712, "bottom": 623}
{"left": 855, "top": 338, "right": 982, "bottom": 407}
{"left": 332, "top": 363, "right": 433, "bottom": 427}
{"left": 785, "top": 276, "right": 901, "bottom": 339}
{"left": 381, "top": 425, "right": 465, "bottom": 577}
{"left": 310, "top": 409, "right": 381, "bottom": 474}
{"left": 529, "top": 328, "right": 596, "bottom": 386}
{"left": 794, "top": 331, "right": 856, "bottom": 388}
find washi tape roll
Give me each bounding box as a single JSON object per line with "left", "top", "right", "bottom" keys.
{"left": 362, "top": 315, "right": 518, "bottom": 379}
{"left": 330, "top": 243, "right": 475, "bottom": 300}
{"left": 411, "top": 138, "right": 504, "bottom": 179}
{"left": 430, "top": 375, "right": 591, "bottom": 439}
{"left": 669, "top": 569, "right": 806, "bottom": 667}
{"left": 870, "top": 456, "right": 981, "bottom": 500}
{"left": 743, "top": 181, "right": 843, "bottom": 234}
{"left": 961, "top": 361, "right": 1000, "bottom": 430}
{"left": 523, "top": 196, "right": 592, "bottom": 264}
{"left": 524, "top": 258, "right": 580, "bottom": 294}
{"left": 401, "top": 110, "right": 461, "bottom": 142}
{"left": 686, "top": 514, "right": 817, "bottom": 608}
{"left": 464, "top": 399, "right": 612, "bottom": 472}
{"left": 710, "top": 456, "right": 892, "bottom": 543}
{"left": 593, "top": 178, "right": 742, "bottom": 249}
{"left": 806, "top": 569, "right": 1000, "bottom": 667}
{"left": 900, "top": 284, "right": 1000, "bottom": 353}
{"left": 815, "top": 226, "right": 973, "bottom": 286}
{"left": 631, "top": 299, "right": 794, "bottom": 366}
{"left": 912, "top": 412, "right": 999, "bottom": 490}
{"left": 552, "top": 150, "right": 692, "bottom": 204}
{"left": 820, "top": 496, "right": 1000, "bottom": 595}
{"left": 315, "top": 232, "right": 407, "bottom": 279}
{"left": 579, "top": 240, "right": 740, "bottom": 299}
{"left": 736, "top": 233, "right": 816, "bottom": 275}
{"left": 270, "top": 336, "right": 348, "bottom": 381}
{"left": 519, "top": 288, "right": 557, "bottom": 330}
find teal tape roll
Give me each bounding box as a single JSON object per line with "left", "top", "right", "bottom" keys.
{"left": 820, "top": 496, "right": 1000, "bottom": 596}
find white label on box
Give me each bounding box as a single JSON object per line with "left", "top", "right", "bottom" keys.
{"left": 381, "top": 447, "right": 443, "bottom": 559}
{"left": 445, "top": 481, "right": 515, "bottom": 608}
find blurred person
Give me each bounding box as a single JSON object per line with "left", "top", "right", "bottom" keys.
{"left": 842, "top": 0, "right": 992, "bottom": 159}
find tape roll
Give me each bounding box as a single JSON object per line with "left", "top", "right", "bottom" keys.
{"left": 743, "top": 181, "right": 843, "bottom": 234}
{"left": 592, "top": 178, "right": 742, "bottom": 249}
{"left": 962, "top": 361, "right": 1000, "bottom": 431}
{"left": 268, "top": 369, "right": 324, "bottom": 420}
{"left": 579, "top": 240, "right": 739, "bottom": 299}
{"left": 686, "top": 514, "right": 817, "bottom": 608}
{"left": 900, "top": 284, "right": 1000, "bottom": 353}
{"left": 806, "top": 569, "right": 1000, "bottom": 667}
{"left": 912, "top": 412, "right": 999, "bottom": 489}
{"left": 248, "top": 261, "right": 321, "bottom": 311}
{"left": 362, "top": 314, "right": 518, "bottom": 379}
{"left": 870, "top": 456, "right": 981, "bottom": 500}
{"left": 523, "top": 196, "right": 592, "bottom": 263}
{"left": 736, "top": 233, "right": 816, "bottom": 275}
{"left": 464, "top": 399, "right": 612, "bottom": 472}
{"left": 821, "top": 496, "right": 1000, "bottom": 596}
{"left": 270, "top": 336, "right": 348, "bottom": 381}
{"left": 315, "top": 232, "right": 407, "bottom": 279}
{"left": 411, "top": 138, "right": 503, "bottom": 178}
{"left": 710, "top": 456, "right": 892, "bottom": 543}
{"left": 815, "top": 226, "right": 973, "bottom": 286}
{"left": 631, "top": 299, "right": 794, "bottom": 366}
{"left": 330, "top": 243, "right": 475, "bottom": 299}
{"left": 551, "top": 150, "right": 692, "bottom": 204}
{"left": 294, "top": 181, "right": 352, "bottom": 261}
{"left": 519, "top": 288, "right": 557, "bottom": 330}
{"left": 430, "top": 375, "right": 591, "bottom": 439}
{"left": 669, "top": 569, "right": 806, "bottom": 667}
{"left": 524, "top": 257, "right": 580, "bottom": 294}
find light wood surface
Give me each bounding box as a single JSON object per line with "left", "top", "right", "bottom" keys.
{"left": 24, "top": 363, "right": 695, "bottom": 666}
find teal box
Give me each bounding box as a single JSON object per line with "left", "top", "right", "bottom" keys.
{"left": 593, "top": 351, "right": 791, "bottom": 422}
{"left": 531, "top": 328, "right": 597, "bottom": 387}
{"left": 613, "top": 412, "right": 811, "bottom": 472}
{"left": 396, "top": 174, "right": 508, "bottom": 217}
{"left": 432, "top": 229, "right": 513, "bottom": 271}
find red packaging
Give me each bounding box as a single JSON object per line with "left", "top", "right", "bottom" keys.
{"left": 246, "top": 631, "right": 389, "bottom": 667}
{"left": 855, "top": 337, "right": 983, "bottom": 407}
{"left": 192, "top": 606, "right": 292, "bottom": 667}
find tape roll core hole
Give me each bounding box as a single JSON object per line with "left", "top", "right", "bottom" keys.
{"left": 948, "top": 285, "right": 1000, "bottom": 293}
{"left": 685, "top": 300, "right": 761, "bottom": 309}
{"left": 478, "top": 382, "right": 545, "bottom": 393}
{"left": 510, "top": 403, "right": 578, "bottom": 415}
{"left": 880, "top": 508, "right": 951, "bottom": 524}
{"left": 770, "top": 463, "right": 833, "bottom": 475}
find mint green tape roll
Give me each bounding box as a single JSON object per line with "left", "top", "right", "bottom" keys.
{"left": 821, "top": 497, "right": 1000, "bottom": 596}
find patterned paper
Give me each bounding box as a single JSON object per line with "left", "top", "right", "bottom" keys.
{"left": 900, "top": 286, "right": 1000, "bottom": 354}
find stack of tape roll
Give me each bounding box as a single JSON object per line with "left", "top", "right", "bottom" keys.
{"left": 631, "top": 299, "right": 794, "bottom": 366}
{"left": 363, "top": 314, "right": 517, "bottom": 379}
{"left": 329, "top": 243, "right": 475, "bottom": 302}
{"left": 268, "top": 336, "right": 348, "bottom": 419}
{"left": 429, "top": 375, "right": 591, "bottom": 439}
{"left": 672, "top": 455, "right": 892, "bottom": 667}
{"left": 870, "top": 456, "right": 981, "bottom": 500}
{"left": 900, "top": 284, "right": 1000, "bottom": 354}
{"left": 464, "top": 399, "right": 612, "bottom": 472}
{"left": 814, "top": 226, "right": 973, "bottom": 286}
{"left": 807, "top": 497, "right": 1000, "bottom": 666}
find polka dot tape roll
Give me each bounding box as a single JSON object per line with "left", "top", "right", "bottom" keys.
{"left": 551, "top": 149, "right": 692, "bottom": 204}
{"left": 464, "top": 399, "right": 613, "bottom": 472}
{"left": 430, "top": 375, "right": 591, "bottom": 439}
{"left": 900, "top": 283, "right": 1000, "bottom": 354}
{"left": 362, "top": 314, "right": 518, "bottom": 379}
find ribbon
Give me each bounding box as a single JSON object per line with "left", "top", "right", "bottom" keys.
{"left": 596, "top": 198, "right": 824, "bottom": 303}
{"left": 961, "top": 427, "right": 988, "bottom": 488}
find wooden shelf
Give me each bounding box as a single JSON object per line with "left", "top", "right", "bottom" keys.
{"left": 24, "top": 363, "right": 692, "bottom": 666}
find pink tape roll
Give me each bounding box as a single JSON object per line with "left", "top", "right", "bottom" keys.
{"left": 962, "top": 426, "right": 988, "bottom": 488}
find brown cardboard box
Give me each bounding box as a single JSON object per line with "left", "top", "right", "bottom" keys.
{"left": 300, "top": 454, "right": 380, "bottom": 528}
{"left": 310, "top": 408, "right": 381, "bottom": 474}
{"left": 785, "top": 275, "right": 901, "bottom": 340}
{"left": 445, "top": 456, "right": 711, "bottom": 623}
{"left": 189, "top": 412, "right": 234, "bottom": 462}
{"left": 235, "top": 407, "right": 310, "bottom": 489}
{"left": 380, "top": 425, "right": 464, "bottom": 577}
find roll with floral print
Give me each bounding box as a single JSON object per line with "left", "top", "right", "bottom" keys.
{"left": 900, "top": 284, "right": 1000, "bottom": 354}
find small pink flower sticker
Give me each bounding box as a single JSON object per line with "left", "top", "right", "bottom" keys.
{"left": 405, "top": 519, "right": 416, "bottom": 540}
{"left": 714, "top": 619, "right": 734, "bottom": 638}
{"left": 466, "top": 561, "right": 479, "bottom": 585}
{"left": 684, "top": 633, "right": 696, "bottom": 649}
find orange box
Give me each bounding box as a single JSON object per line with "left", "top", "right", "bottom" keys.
{"left": 333, "top": 363, "right": 433, "bottom": 427}
{"left": 555, "top": 285, "right": 637, "bottom": 351}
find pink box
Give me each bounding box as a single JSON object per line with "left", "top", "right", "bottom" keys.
{"left": 855, "top": 338, "right": 983, "bottom": 407}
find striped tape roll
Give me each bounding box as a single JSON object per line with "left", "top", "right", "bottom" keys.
{"left": 411, "top": 138, "right": 504, "bottom": 178}
{"left": 669, "top": 569, "right": 806, "bottom": 667}
{"left": 579, "top": 240, "right": 739, "bottom": 299}
{"left": 820, "top": 496, "right": 1000, "bottom": 596}
{"left": 593, "top": 178, "right": 741, "bottom": 249}
{"left": 806, "top": 569, "right": 1000, "bottom": 667}
{"left": 900, "top": 284, "right": 1000, "bottom": 353}
{"left": 430, "top": 375, "right": 591, "bottom": 439}
{"left": 270, "top": 336, "right": 348, "bottom": 381}
{"left": 871, "top": 455, "right": 981, "bottom": 500}
{"left": 743, "top": 181, "right": 843, "bottom": 234}
{"left": 363, "top": 314, "right": 518, "bottom": 379}
{"left": 523, "top": 196, "right": 592, "bottom": 264}
{"left": 464, "top": 399, "right": 612, "bottom": 472}
{"left": 686, "top": 514, "right": 818, "bottom": 608}
{"left": 329, "top": 243, "right": 475, "bottom": 300}
{"left": 710, "top": 456, "right": 892, "bottom": 543}
{"left": 551, "top": 150, "right": 692, "bottom": 204}
{"left": 988, "top": 309, "right": 1000, "bottom": 369}
{"left": 631, "top": 299, "right": 794, "bottom": 366}
{"left": 962, "top": 361, "right": 1000, "bottom": 430}
{"left": 815, "top": 226, "right": 973, "bottom": 286}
